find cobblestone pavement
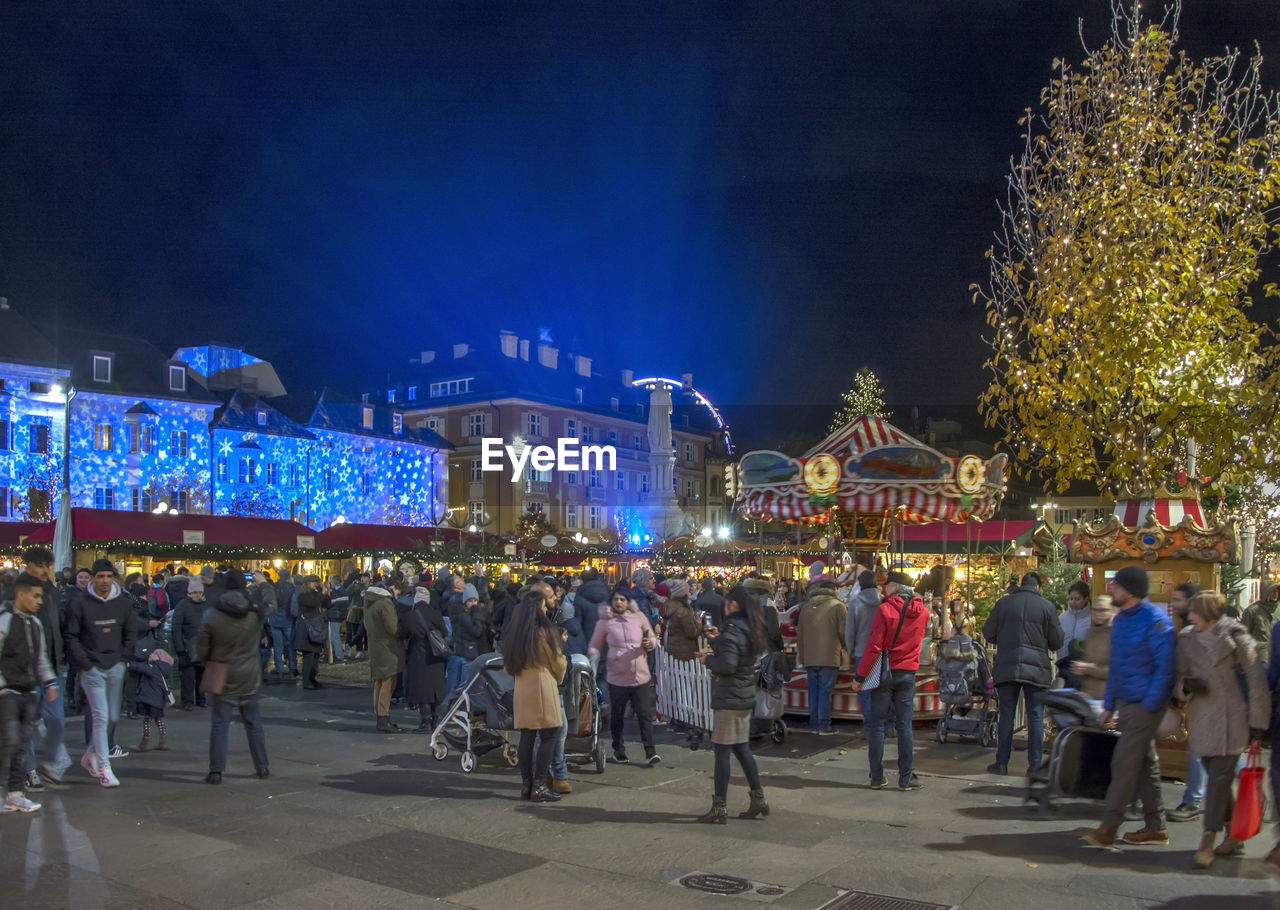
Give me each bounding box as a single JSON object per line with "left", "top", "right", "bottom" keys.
{"left": 4, "top": 664, "right": 1279, "bottom": 910}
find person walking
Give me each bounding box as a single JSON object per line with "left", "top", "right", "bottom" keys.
{"left": 697, "top": 584, "right": 770, "bottom": 823}
{"left": 852, "top": 571, "right": 929, "bottom": 790}
{"left": 1166, "top": 582, "right": 1209, "bottom": 823}
{"left": 19, "top": 547, "right": 69, "bottom": 793}
{"left": 660, "top": 577, "right": 700, "bottom": 662}
{"left": 0, "top": 573, "right": 59, "bottom": 813}
{"left": 364, "top": 579, "right": 405, "bottom": 733}
{"left": 170, "top": 575, "right": 208, "bottom": 710}
{"left": 504, "top": 588, "right": 568, "bottom": 802}
{"left": 294, "top": 582, "right": 327, "bottom": 690}
{"left": 982, "top": 571, "right": 1064, "bottom": 776}
{"left": 401, "top": 586, "right": 449, "bottom": 733}
{"left": 1172, "top": 591, "right": 1270, "bottom": 866}
{"left": 196, "top": 571, "right": 269, "bottom": 783}
{"left": 795, "top": 564, "right": 847, "bottom": 734}
{"left": 1084, "top": 566, "right": 1176, "bottom": 848}
{"left": 64, "top": 559, "right": 136, "bottom": 788}
{"left": 587, "top": 590, "right": 660, "bottom": 765}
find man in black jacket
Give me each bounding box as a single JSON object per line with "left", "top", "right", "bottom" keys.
{"left": 170, "top": 576, "right": 208, "bottom": 709}
{"left": 19, "top": 547, "right": 69, "bottom": 791}
{"left": 693, "top": 577, "right": 726, "bottom": 631}
{"left": 576, "top": 569, "right": 610, "bottom": 652}
{"left": 982, "top": 572, "right": 1064, "bottom": 776}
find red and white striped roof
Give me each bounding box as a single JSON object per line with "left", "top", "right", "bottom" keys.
{"left": 1113, "top": 497, "right": 1205, "bottom": 529}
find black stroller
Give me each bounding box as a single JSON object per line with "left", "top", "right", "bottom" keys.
{"left": 934, "top": 634, "right": 997, "bottom": 746}
{"left": 750, "top": 650, "right": 789, "bottom": 745}
{"left": 563, "top": 653, "right": 607, "bottom": 773}
{"left": 1025, "top": 689, "right": 1117, "bottom": 811}
{"left": 429, "top": 654, "right": 518, "bottom": 773}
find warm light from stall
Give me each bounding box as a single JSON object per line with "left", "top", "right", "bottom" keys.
{"left": 500, "top": 565, "right": 510, "bottom": 574}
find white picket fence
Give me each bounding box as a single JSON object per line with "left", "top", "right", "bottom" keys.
{"left": 655, "top": 649, "right": 713, "bottom": 734}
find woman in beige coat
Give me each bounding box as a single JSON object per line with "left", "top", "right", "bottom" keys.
{"left": 503, "top": 588, "right": 567, "bottom": 803}
{"left": 1174, "top": 592, "right": 1270, "bottom": 866}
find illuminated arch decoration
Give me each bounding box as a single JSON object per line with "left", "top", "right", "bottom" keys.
{"left": 630, "top": 377, "right": 733, "bottom": 454}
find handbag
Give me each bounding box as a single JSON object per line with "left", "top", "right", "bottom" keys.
{"left": 1230, "top": 743, "right": 1267, "bottom": 841}
{"left": 862, "top": 597, "right": 912, "bottom": 692}
{"left": 200, "top": 661, "right": 227, "bottom": 695}
{"left": 1157, "top": 706, "right": 1187, "bottom": 741}
{"left": 428, "top": 628, "right": 453, "bottom": 660}
{"left": 305, "top": 616, "right": 327, "bottom": 647}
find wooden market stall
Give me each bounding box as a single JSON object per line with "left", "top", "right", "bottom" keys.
{"left": 0, "top": 521, "right": 47, "bottom": 567}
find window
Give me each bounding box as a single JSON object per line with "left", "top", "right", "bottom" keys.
{"left": 93, "top": 355, "right": 113, "bottom": 383}
{"left": 588, "top": 506, "right": 604, "bottom": 530}
{"left": 408, "top": 386, "right": 418, "bottom": 402}
{"left": 387, "top": 389, "right": 396, "bottom": 404}
{"left": 589, "top": 468, "right": 602, "bottom": 488}
{"left": 238, "top": 457, "right": 256, "bottom": 484}
{"left": 171, "top": 431, "right": 188, "bottom": 459}
{"left": 94, "top": 486, "right": 114, "bottom": 510}
{"left": 266, "top": 463, "right": 278, "bottom": 485}
{"left": 217, "top": 457, "right": 229, "bottom": 481}
{"left": 683, "top": 442, "right": 695, "bottom": 463}
{"left": 29, "top": 420, "right": 50, "bottom": 454}
{"left": 608, "top": 430, "right": 617, "bottom": 444}
{"left": 29, "top": 381, "right": 51, "bottom": 394}
{"left": 685, "top": 479, "right": 697, "bottom": 498}
{"left": 565, "top": 504, "right": 579, "bottom": 529}
{"left": 610, "top": 397, "right": 619, "bottom": 411}
{"left": 526, "top": 412, "right": 545, "bottom": 437}
{"left": 169, "top": 365, "right": 186, "bottom": 392}
{"left": 640, "top": 474, "right": 649, "bottom": 493}
{"left": 564, "top": 418, "right": 577, "bottom": 439}
{"left": 0, "top": 487, "right": 8, "bottom": 517}
{"left": 289, "top": 464, "right": 300, "bottom": 488}
{"left": 582, "top": 425, "right": 595, "bottom": 443}
{"left": 673, "top": 475, "right": 679, "bottom": 493}
{"left": 0, "top": 419, "right": 8, "bottom": 451}
{"left": 633, "top": 434, "right": 643, "bottom": 450}
{"left": 711, "top": 476, "right": 721, "bottom": 496}
{"left": 131, "top": 488, "right": 153, "bottom": 513}
{"left": 129, "top": 425, "right": 153, "bottom": 454}
{"left": 172, "top": 489, "right": 190, "bottom": 513}
{"left": 423, "top": 416, "right": 444, "bottom": 435}
{"left": 470, "top": 459, "right": 483, "bottom": 482}
{"left": 616, "top": 471, "right": 625, "bottom": 491}
{"left": 467, "top": 500, "right": 484, "bottom": 525}
{"left": 324, "top": 469, "right": 335, "bottom": 492}
{"left": 392, "top": 413, "right": 403, "bottom": 435}
{"left": 575, "top": 388, "right": 583, "bottom": 404}
{"left": 528, "top": 467, "right": 551, "bottom": 483}
{"left": 93, "top": 423, "right": 113, "bottom": 451}
{"left": 362, "top": 406, "right": 373, "bottom": 429}
{"left": 256, "top": 410, "right": 267, "bottom": 426}
{"left": 361, "top": 472, "right": 372, "bottom": 495}
{"left": 466, "top": 413, "right": 489, "bottom": 437}
{"left": 429, "top": 378, "right": 474, "bottom": 398}
{"left": 566, "top": 471, "right": 577, "bottom": 485}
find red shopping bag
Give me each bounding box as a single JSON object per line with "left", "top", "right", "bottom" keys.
{"left": 1229, "top": 743, "right": 1267, "bottom": 842}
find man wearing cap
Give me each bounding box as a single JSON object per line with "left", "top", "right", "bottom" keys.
{"left": 1084, "top": 566, "right": 1176, "bottom": 848}
{"left": 170, "top": 576, "right": 208, "bottom": 709}
{"left": 852, "top": 571, "right": 930, "bottom": 790}
{"left": 795, "top": 562, "right": 847, "bottom": 735}
{"left": 982, "top": 571, "right": 1063, "bottom": 776}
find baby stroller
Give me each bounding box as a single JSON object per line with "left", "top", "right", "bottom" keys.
{"left": 750, "top": 651, "right": 789, "bottom": 745}
{"left": 1025, "top": 689, "right": 1117, "bottom": 811}
{"left": 934, "top": 633, "right": 997, "bottom": 746}
{"left": 429, "top": 654, "right": 518, "bottom": 773}
{"left": 563, "top": 653, "right": 607, "bottom": 774}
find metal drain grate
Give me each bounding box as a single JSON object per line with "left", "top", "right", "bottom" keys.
{"left": 816, "top": 891, "right": 955, "bottom": 910}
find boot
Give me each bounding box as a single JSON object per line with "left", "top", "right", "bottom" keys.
{"left": 697, "top": 795, "right": 728, "bottom": 824}
{"left": 156, "top": 735, "right": 167, "bottom": 751}
{"left": 413, "top": 708, "right": 433, "bottom": 734}
{"left": 531, "top": 784, "right": 562, "bottom": 803}
{"left": 136, "top": 739, "right": 150, "bottom": 752}
{"left": 1195, "top": 830, "right": 1217, "bottom": 867}
{"left": 375, "top": 715, "right": 402, "bottom": 734}
{"left": 739, "top": 789, "right": 769, "bottom": 819}
{"left": 521, "top": 778, "right": 534, "bottom": 801}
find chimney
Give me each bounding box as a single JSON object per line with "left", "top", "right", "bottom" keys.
{"left": 681, "top": 372, "right": 693, "bottom": 389}
{"left": 453, "top": 343, "right": 469, "bottom": 359}
{"left": 519, "top": 338, "right": 530, "bottom": 361}
{"left": 574, "top": 354, "right": 591, "bottom": 378}
{"left": 499, "top": 330, "right": 518, "bottom": 358}
{"left": 537, "top": 343, "right": 558, "bottom": 369}
{"left": 421, "top": 350, "right": 435, "bottom": 364}
{"left": 621, "top": 368, "right": 634, "bottom": 386}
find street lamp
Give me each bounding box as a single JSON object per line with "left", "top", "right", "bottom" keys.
{"left": 717, "top": 526, "right": 730, "bottom": 540}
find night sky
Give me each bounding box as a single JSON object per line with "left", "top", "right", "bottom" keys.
{"left": 2, "top": 2, "right": 1277, "bottom": 440}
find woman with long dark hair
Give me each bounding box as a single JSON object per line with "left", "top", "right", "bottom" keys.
{"left": 698, "top": 585, "right": 770, "bottom": 823}
{"left": 503, "top": 588, "right": 567, "bottom": 802}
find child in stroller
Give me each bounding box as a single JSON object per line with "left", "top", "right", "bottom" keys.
{"left": 934, "top": 632, "right": 997, "bottom": 745}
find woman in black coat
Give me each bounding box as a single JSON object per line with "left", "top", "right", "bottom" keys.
{"left": 294, "top": 588, "right": 327, "bottom": 690}
{"left": 401, "top": 587, "right": 449, "bottom": 732}
{"left": 697, "top": 584, "right": 769, "bottom": 824}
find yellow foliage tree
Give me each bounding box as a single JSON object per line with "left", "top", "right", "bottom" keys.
{"left": 974, "top": 2, "right": 1280, "bottom": 495}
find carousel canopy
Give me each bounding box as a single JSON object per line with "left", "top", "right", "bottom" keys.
{"left": 736, "top": 415, "right": 1007, "bottom": 524}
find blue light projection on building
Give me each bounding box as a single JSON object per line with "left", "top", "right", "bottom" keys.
{"left": 0, "top": 368, "right": 70, "bottom": 520}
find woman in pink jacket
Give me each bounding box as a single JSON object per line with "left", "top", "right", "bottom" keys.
{"left": 588, "top": 591, "right": 660, "bottom": 766}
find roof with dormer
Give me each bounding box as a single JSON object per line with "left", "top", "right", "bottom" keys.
{"left": 308, "top": 389, "right": 452, "bottom": 450}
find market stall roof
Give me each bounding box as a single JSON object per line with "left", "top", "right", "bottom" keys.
{"left": 897, "top": 519, "right": 1033, "bottom": 554}
{"left": 27, "top": 509, "right": 319, "bottom": 557}
{"left": 0, "top": 521, "right": 46, "bottom": 555}
{"left": 736, "top": 415, "right": 1007, "bottom": 524}
{"left": 314, "top": 522, "right": 525, "bottom": 557}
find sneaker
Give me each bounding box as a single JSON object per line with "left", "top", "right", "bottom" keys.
{"left": 108, "top": 745, "right": 130, "bottom": 759}
{"left": 80, "top": 750, "right": 99, "bottom": 777}
{"left": 898, "top": 774, "right": 923, "bottom": 791}
{"left": 23, "top": 771, "right": 45, "bottom": 793}
{"left": 870, "top": 778, "right": 888, "bottom": 790}
{"left": 609, "top": 751, "right": 630, "bottom": 764}
{"left": 1121, "top": 827, "right": 1170, "bottom": 845}
{"left": 986, "top": 762, "right": 1008, "bottom": 776}
{"left": 3, "top": 792, "right": 42, "bottom": 813}
{"left": 643, "top": 753, "right": 662, "bottom": 766}
{"left": 818, "top": 728, "right": 837, "bottom": 736}
{"left": 1167, "top": 802, "right": 1202, "bottom": 822}
{"left": 206, "top": 772, "right": 222, "bottom": 785}
{"left": 38, "top": 763, "right": 68, "bottom": 791}
{"left": 98, "top": 765, "right": 120, "bottom": 788}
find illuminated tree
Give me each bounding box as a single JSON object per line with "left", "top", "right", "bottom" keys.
{"left": 975, "top": 2, "right": 1280, "bottom": 494}
{"left": 14, "top": 454, "right": 63, "bottom": 521}
{"left": 828, "top": 367, "right": 892, "bottom": 432}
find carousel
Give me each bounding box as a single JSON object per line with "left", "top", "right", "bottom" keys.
{"left": 736, "top": 415, "right": 1008, "bottom": 721}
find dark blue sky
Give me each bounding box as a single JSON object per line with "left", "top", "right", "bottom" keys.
{"left": 2, "top": 2, "right": 1276, "bottom": 430}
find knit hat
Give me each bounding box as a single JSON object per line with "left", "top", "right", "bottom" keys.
{"left": 633, "top": 568, "right": 654, "bottom": 586}
{"left": 90, "top": 558, "right": 116, "bottom": 576}
{"left": 857, "top": 570, "right": 877, "bottom": 589}
{"left": 414, "top": 587, "right": 432, "bottom": 605}
{"left": 654, "top": 582, "right": 669, "bottom": 598}
{"left": 1112, "top": 566, "right": 1149, "bottom": 600}
{"left": 808, "top": 561, "right": 827, "bottom": 580}
{"left": 463, "top": 583, "right": 479, "bottom": 602}
{"left": 187, "top": 576, "right": 205, "bottom": 594}
{"left": 666, "top": 578, "right": 689, "bottom": 600}
{"left": 148, "top": 648, "right": 174, "bottom": 665}
{"left": 886, "top": 570, "right": 913, "bottom": 587}
{"left": 200, "top": 565, "right": 215, "bottom": 582}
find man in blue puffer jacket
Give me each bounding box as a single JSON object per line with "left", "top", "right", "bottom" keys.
{"left": 1085, "top": 566, "right": 1175, "bottom": 849}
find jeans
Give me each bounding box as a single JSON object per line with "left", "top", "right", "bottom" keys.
{"left": 328, "top": 621, "right": 345, "bottom": 662}
{"left": 209, "top": 695, "right": 269, "bottom": 774}
{"left": 270, "top": 625, "right": 295, "bottom": 674}
{"left": 27, "top": 674, "right": 69, "bottom": 778}
{"left": 179, "top": 658, "right": 205, "bottom": 708}
{"left": 713, "top": 742, "right": 761, "bottom": 798}
{"left": 80, "top": 663, "right": 125, "bottom": 766}
{"left": 0, "top": 691, "right": 40, "bottom": 792}
{"left": 995, "top": 682, "right": 1046, "bottom": 771}
{"left": 536, "top": 705, "right": 569, "bottom": 780}
{"left": 806, "top": 666, "right": 838, "bottom": 731}
{"left": 608, "top": 682, "right": 656, "bottom": 758}
{"left": 445, "top": 655, "right": 467, "bottom": 696}
{"left": 1183, "top": 749, "right": 1206, "bottom": 805}
{"left": 852, "top": 654, "right": 871, "bottom": 720}
{"left": 866, "top": 670, "right": 916, "bottom": 785}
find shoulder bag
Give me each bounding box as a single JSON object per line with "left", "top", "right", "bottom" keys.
{"left": 862, "top": 599, "right": 911, "bottom": 692}
{"left": 428, "top": 628, "right": 453, "bottom": 660}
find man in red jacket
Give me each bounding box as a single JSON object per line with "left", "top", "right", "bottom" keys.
{"left": 852, "top": 571, "right": 930, "bottom": 791}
